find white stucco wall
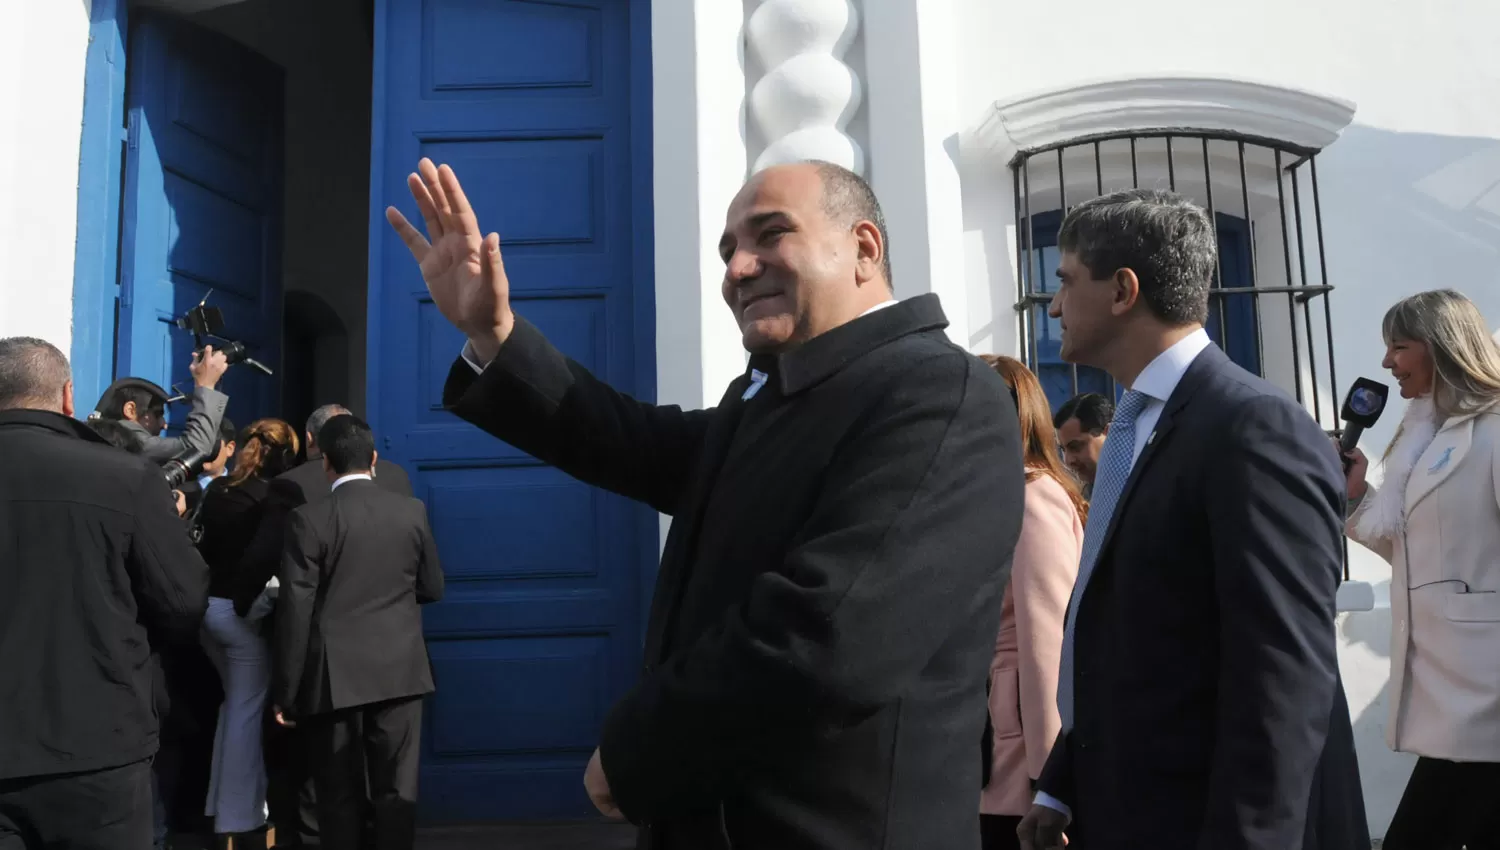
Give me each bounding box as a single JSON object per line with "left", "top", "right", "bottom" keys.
{"left": 0, "top": 2, "right": 90, "bottom": 347}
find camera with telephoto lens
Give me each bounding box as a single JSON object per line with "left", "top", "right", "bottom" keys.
{"left": 172, "top": 293, "right": 274, "bottom": 377}
{"left": 161, "top": 441, "right": 215, "bottom": 490}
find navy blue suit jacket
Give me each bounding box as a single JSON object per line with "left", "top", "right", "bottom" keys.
{"left": 1038, "top": 344, "right": 1361, "bottom": 850}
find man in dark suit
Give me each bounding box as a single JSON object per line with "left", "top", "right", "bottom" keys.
{"left": 385, "top": 156, "right": 1026, "bottom": 849}
{"left": 272, "top": 414, "right": 444, "bottom": 850}
{"left": 1016, "top": 189, "right": 1365, "bottom": 850}
{"left": 235, "top": 404, "right": 413, "bottom": 848}
{"left": 277, "top": 403, "right": 413, "bottom": 503}
{"left": 0, "top": 337, "right": 210, "bottom": 849}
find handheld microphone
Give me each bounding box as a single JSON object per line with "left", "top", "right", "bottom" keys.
{"left": 1337, "top": 377, "right": 1390, "bottom": 468}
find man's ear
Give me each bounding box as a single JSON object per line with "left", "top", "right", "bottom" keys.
{"left": 371, "top": 449, "right": 379, "bottom": 470}
{"left": 1110, "top": 268, "right": 1141, "bottom": 316}
{"left": 121, "top": 399, "right": 138, "bottom": 422}
{"left": 62, "top": 381, "right": 75, "bottom": 418}
{"left": 852, "top": 220, "right": 884, "bottom": 287}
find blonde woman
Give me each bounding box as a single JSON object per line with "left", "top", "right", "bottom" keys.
{"left": 1342, "top": 289, "right": 1500, "bottom": 849}
{"left": 977, "top": 356, "right": 1086, "bottom": 850}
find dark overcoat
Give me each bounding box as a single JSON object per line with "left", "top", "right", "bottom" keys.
{"left": 444, "top": 294, "right": 1026, "bottom": 850}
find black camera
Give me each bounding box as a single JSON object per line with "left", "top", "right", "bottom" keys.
{"left": 162, "top": 441, "right": 215, "bottom": 490}
{"left": 173, "top": 294, "right": 273, "bottom": 377}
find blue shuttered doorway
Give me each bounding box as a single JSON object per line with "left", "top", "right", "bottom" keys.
{"left": 367, "top": 0, "right": 657, "bottom": 821}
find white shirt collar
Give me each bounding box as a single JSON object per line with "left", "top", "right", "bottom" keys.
{"left": 859, "top": 299, "right": 897, "bottom": 317}
{"left": 331, "top": 472, "right": 373, "bottom": 491}
{"left": 1129, "top": 328, "right": 1211, "bottom": 403}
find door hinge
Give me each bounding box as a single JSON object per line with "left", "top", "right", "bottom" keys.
{"left": 126, "top": 109, "right": 140, "bottom": 150}
{"left": 384, "top": 435, "right": 392, "bottom": 450}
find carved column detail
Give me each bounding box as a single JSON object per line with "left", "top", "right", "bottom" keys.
{"left": 745, "top": 0, "right": 864, "bottom": 175}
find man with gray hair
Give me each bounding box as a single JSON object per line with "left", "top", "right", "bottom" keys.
{"left": 0, "top": 336, "right": 209, "bottom": 849}
{"left": 1016, "top": 189, "right": 1366, "bottom": 850}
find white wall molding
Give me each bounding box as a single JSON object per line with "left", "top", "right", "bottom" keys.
{"left": 745, "top": 0, "right": 865, "bottom": 175}
{"left": 965, "top": 76, "right": 1357, "bottom": 165}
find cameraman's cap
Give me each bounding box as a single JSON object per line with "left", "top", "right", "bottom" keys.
{"left": 93, "top": 377, "right": 171, "bottom": 416}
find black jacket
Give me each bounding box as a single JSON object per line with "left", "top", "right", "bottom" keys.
{"left": 273, "top": 479, "right": 444, "bottom": 716}
{"left": 443, "top": 295, "right": 1027, "bottom": 850}
{"left": 230, "top": 457, "right": 412, "bottom": 616}
{"left": 1037, "top": 345, "right": 1361, "bottom": 850}
{"left": 197, "top": 476, "right": 273, "bottom": 599}
{"left": 0, "top": 409, "right": 210, "bottom": 780}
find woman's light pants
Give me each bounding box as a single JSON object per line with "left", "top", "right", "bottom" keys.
{"left": 202, "top": 596, "right": 270, "bottom": 834}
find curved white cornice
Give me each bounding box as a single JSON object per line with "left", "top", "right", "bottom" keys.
{"left": 745, "top": 0, "right": 865, "bottom": 176}
{"left": 966, "top": 76, "right": 1357, "bottom": 165}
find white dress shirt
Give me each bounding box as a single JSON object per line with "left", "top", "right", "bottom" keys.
{"left": 332, "top": 472, "right": 373, "bottom": 491}
{"left": 1033, "top": 327, "right": 1210, "bottom": 820}
{"left": 1123, "top": 328, "right": 1211, "bottom": 464}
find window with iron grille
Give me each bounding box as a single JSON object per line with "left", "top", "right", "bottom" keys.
{"left": 1011, "top": 132, "right": 1340, "bottom": 431}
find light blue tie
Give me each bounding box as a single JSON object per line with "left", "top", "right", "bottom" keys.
{"left": 1057, "top": 389, "right": 1149, "bottom": 729}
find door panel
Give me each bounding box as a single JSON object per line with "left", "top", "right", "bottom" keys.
{"left": 118, "top": 13, "right": 283, "bottom": 429}
{"left": 370, "top": 0, "right": 653, "bottom": 821}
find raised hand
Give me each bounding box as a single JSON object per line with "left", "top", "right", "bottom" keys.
{"left": 385, "top": 158, "right": 514, "bottom": 363}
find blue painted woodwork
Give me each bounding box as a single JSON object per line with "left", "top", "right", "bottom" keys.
{"left": 1025, "top": 210, "right": 1261, "bottom": 412}
{"left": 70, "top": 0, "right": 130, "bottom": 409}
{"left": 367, "top": 0, "right": 656, "bottom": 822}
{"left": 117, "top": 13, "right": 283, "bottom": 429}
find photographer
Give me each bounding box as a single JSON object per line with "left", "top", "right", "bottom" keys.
{"left": 94, "top": 345, "right": 230, "bottom": 464}
{"left": 0, "top": 336, "right": 210, "bottom": 849}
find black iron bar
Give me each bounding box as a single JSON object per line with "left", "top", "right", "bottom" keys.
{"left": 1094, "top": 141, "right": 1103, "bottom": 195}
{"left": 1311, "top": 155, "right": 1341, "bottom": 436}
{"left": 1166, "top": 135, "right": 1176, "bottom": 189}
{"left": 1024, "top": 155, "right": 1040, "bottom": 371}
{"left": 1059, "top": 147, "right": 1078, "bottom": 395}
{"left": 1016, "top": 284, "right": 1333, "bottom": 307}
{"left": 1289, "top": 162, "right": 1323, "bottom": 424}
{"left": 1130, "top": 137, "right": 1139, "bottom": 187}
{"left": 1202, "top": 138, "right": 1228, "bottom": 355}
{"left": 1274, "top": 148, "right": 1305, "bottom": 404}
{"left": 1238, "top": 141, "right": 1267, "bottom": 376}
{"left": 1013, "top": 164, "right": 1030, "bottom": 374}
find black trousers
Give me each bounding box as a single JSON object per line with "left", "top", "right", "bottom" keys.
{"left": 265, "top": 708, "right": 321, "bottom": 847}
{"left": 306, "top": 695, "right": 423, "bottom": 850}
{"left": 1383, "top": 756, "right": 1500, "bottom": 850}
{"left": 0, "top": 759, "right": 153, "bottom": 850}
{"left": 980, "top": 814, "right": 1021, "bottom": 850}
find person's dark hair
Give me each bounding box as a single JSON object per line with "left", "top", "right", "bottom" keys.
{"left": 1056, "top": 188, "right": 1215, "bottom": 326}
{"left": 1054, "top": 392, "right": 1114, "bottom": 435}
{"left": 305, "top": 403, "right": 352, "bottom": 452}
{"left": 318, "top": 414, "right": 376, "bottom": 476}
{"left": 810, "top": 160, "right": 892, "bottom": 288}
{"left": 212, "top": 416, "right": 237, "bottom": 456}
{"left": 88, "top": 418, "right": 144, "bottom": 454}
{"left": 98, "top": 387, "right": 163, "bottom": 422}
{"left": 0, "top": 336, "right": 71, "bottom": 411}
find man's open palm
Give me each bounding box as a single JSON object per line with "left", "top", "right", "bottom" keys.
{"left": 385, "top": 158, "right": 514, "bottom": 362}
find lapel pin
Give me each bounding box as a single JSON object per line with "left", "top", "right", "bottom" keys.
{"left": 742, "top": 369, "right": 768, "bottom": 401}
{"left": 1428, "top": 446, "right": 1454, "bottom": 474}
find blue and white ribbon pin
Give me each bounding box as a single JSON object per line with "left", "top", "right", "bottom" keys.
{"left": 742, "top": 369, "right": 769, "bottom": 401}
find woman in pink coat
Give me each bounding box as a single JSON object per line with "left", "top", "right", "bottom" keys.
{"left": 977, "top": 356, "right": 1087, "bottom": 850}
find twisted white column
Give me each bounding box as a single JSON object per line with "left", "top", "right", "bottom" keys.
{"left": 745, "top": 0, "right": 864, "bottom": 176}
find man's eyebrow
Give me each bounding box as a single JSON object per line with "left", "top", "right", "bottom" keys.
{"left": 747, "top": 211, "right": 788, "bottom": 229}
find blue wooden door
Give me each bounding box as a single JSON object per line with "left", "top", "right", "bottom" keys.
{"left": 369, "top": 0, "right": 656, "bottom": 822}
{"left": 118, "top": 13, "right": 283, "bottom": 429}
